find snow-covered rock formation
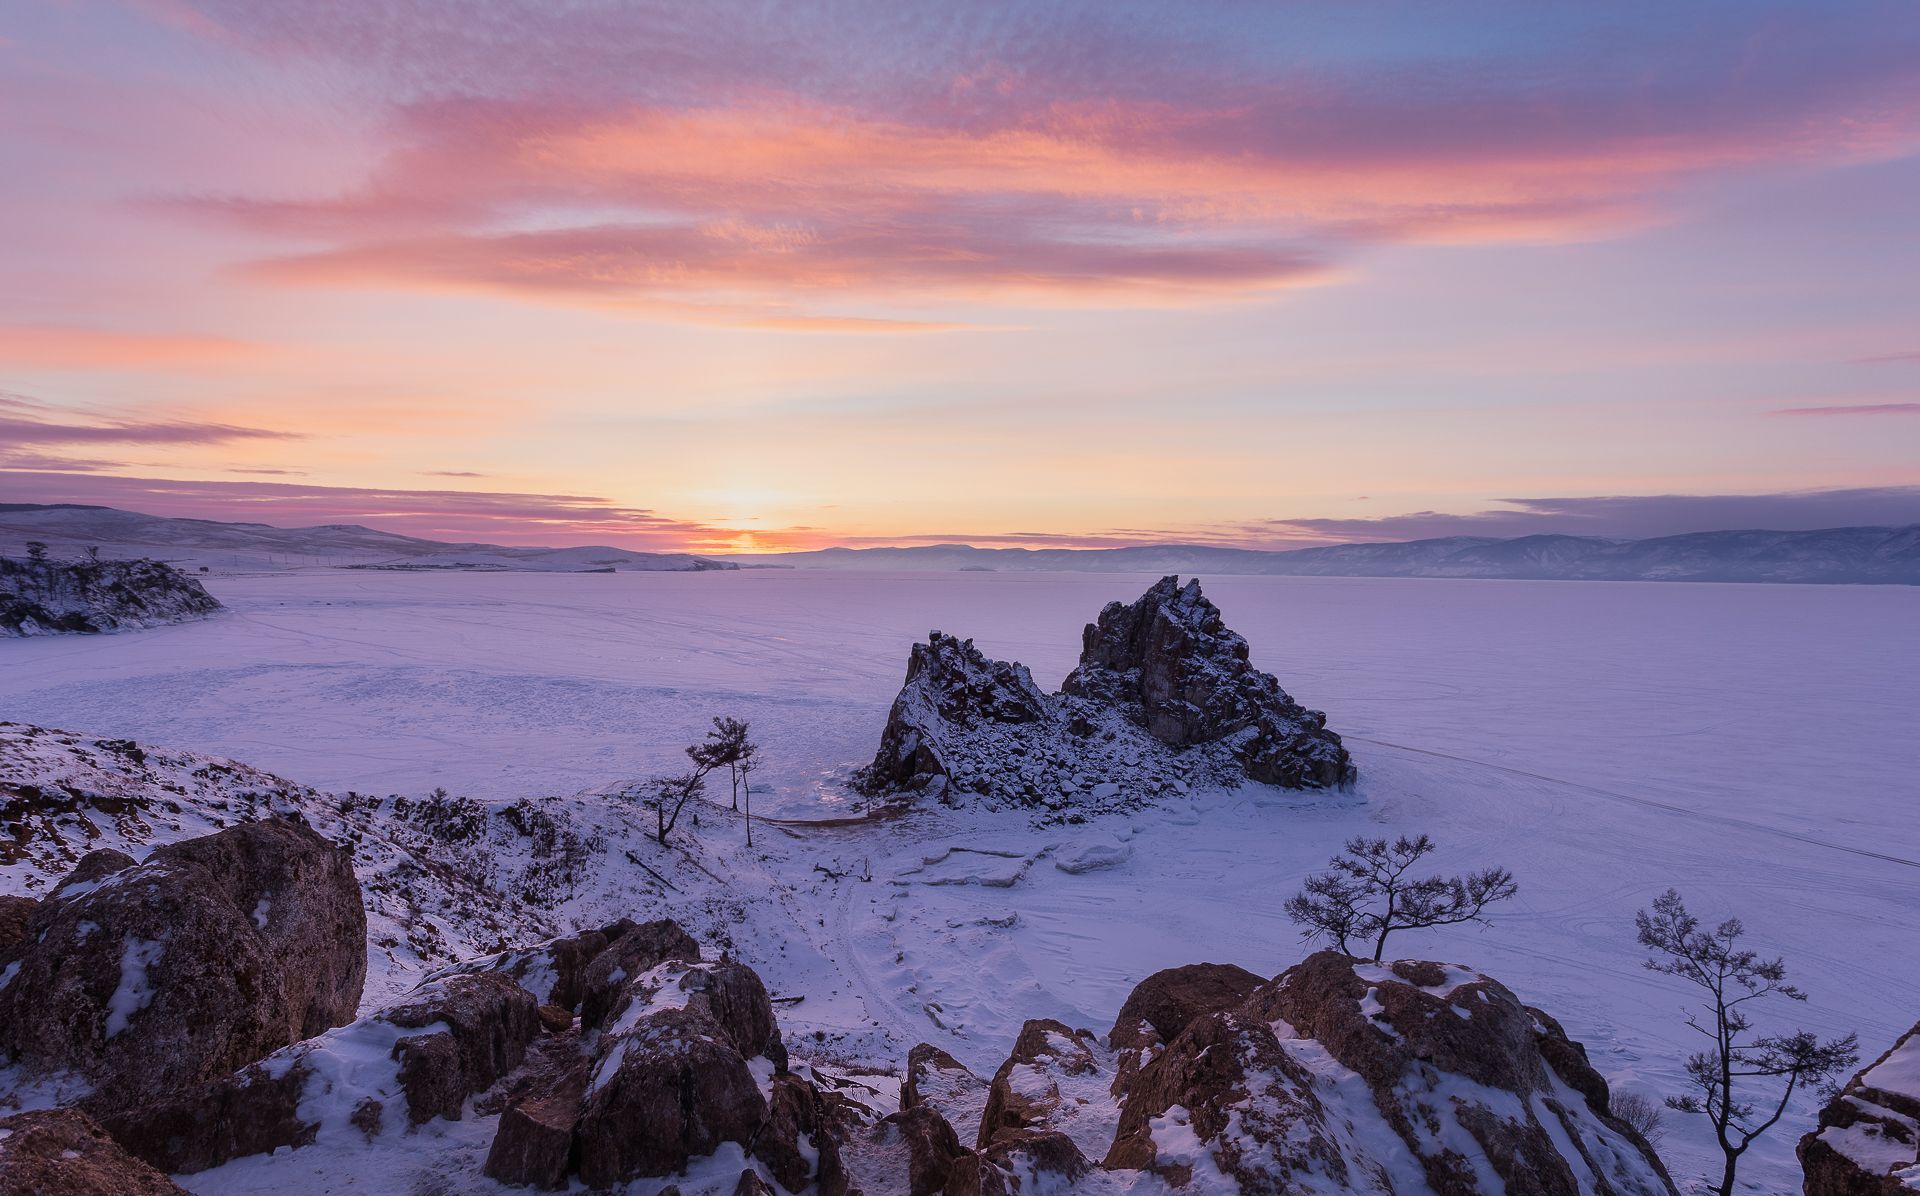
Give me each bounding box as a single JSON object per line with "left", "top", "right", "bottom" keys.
{"left": 889, "top": 952, "right": 1678, "bottom": 1195}
{"left": 1800, "top": 1020, "right": 1920, "bottom": 1193}
{"left": 859, "top": 575, "right": 1353, "bottom": 809}
{"left": 0, "top": 555, "right": 222, "bottom": 636}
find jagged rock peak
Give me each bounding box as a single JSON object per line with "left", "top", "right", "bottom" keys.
{"left": 858, "top": 576, "right": 1353, "bottom": 808}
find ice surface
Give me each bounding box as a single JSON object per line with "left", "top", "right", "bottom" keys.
{"left": 2, "top": 568, "right": 1915, "bottom": 1193}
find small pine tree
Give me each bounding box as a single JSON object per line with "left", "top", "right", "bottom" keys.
{"left": 24, "top": 541, "right": 48, "bottom": 563}
{"left": 1284, "top": 834, "right": 1517, "bottom": 961}
{"left": 1636, "top": 889, "right": 1857, "bottom": 1196}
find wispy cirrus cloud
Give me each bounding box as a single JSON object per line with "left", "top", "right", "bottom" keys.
{"left": 0, "top": 471, "right": 752, "bottom": 549}
{"left": 1772, "top": 402, "right": 1920, "bottom": 417}
{"left": 142, "top": 2, "right": 1920, "bottom": 319}
{"left": 0, "top": 392, "right": 296, "bottom": 446}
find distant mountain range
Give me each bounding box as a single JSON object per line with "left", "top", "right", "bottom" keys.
{"left": 3, "top": 504, "right": 1915, "bottom": 583}
{"left": 738, "top": 526, "right": 1920, "bottom": 584}
{"left": 0, "top": 504, "right": 735, "bottom": 573}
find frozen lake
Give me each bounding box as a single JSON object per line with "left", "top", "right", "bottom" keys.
{"left": 4, "top": 568, "right": 1916, "bottom": 1189}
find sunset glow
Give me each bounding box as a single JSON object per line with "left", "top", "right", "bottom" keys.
{"left": 4, "top": 1, "right": 1918, "bottom": 547}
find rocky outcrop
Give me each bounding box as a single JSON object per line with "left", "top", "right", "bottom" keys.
{"left": 1800, "top": 1020, "right": 1920, "bottom": 1194}
{"left": 1105, "top": 951, "right": 1676, "bottom": 1194}
{"left": 1063, "top": 575, "right": 1354, "bottom": 788}
{"left": 0, "top": 556, "right": 221, "bottom": 637}
{"left": 0, "top": 1108, "right": 191, "bottom": 1196}
{"left": 1106, "top": 961, "right": 1265, "bottom": 1052}
{"left": 857, "top": 576, "right": 1352, "bottom": 809}
{"left": 0, "top": 818, "right": 365, "bottom": 1115}
{"left": 105, "top": 970, "right": 539, "bottom": 1173}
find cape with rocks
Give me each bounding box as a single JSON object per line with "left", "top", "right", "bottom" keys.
{"left": 0, "top": 555, "right": 222, "bottom": 637}
{"left": 858, "top": 575, "right": 1354, "bottom": 809}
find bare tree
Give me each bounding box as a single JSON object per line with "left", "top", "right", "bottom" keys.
{"left": 691, "top": 717, "right": 752, "bottom": 810}
{"left": 738, "top": 737, "right": 760, "bottom": 847}
{"left": 84, "top": 545, "right": 102, "bottom": 563}
{"left": 1284, "top": 834, "right": 1517, "bottom": 962}
{"left": 24, "top": 541, "right": 48, "bottom": 563}
{"left": 645, "top": 772, "right": 709, "bottom": 847}
{"left": 1636, "top": 889, "right": 1858, "bottom": 1196}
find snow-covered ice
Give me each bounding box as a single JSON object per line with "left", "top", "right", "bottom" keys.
{"left": 2, "top": 567, "right": 1916, "bottom": 1192}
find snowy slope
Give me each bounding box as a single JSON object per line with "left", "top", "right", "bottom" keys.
{"left": 2, "top": 569, "right": 1914, "bottom": 1192}
{"left": 0, "top": 504, "right": 734, "bottom": 573}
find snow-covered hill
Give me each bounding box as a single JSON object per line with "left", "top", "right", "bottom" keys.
{"left": 742, "top": 525, "right": 1920, "bottom": 583}
{"left": 0, "top": 504, "right": 735, "bottom": 574}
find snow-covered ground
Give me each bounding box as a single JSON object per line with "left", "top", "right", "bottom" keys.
{"left": 3, "top": 568, "right": 1915, "bottom": 1192}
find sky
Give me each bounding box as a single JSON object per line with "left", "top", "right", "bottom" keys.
{"left": 2, "top": 1, "right": 1918, "bottom": 552}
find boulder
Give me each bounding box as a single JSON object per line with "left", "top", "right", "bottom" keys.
{"left": 0, "top": 1108, "right": 192, "bottom": 1196}
{"left": 901, "top": 1042, "right": 992, "bottom": 1138}
{"left": 754, "top": 1071, "right": 850, "bottom": 1196}
{"left": 1800, "top": 1020, "right": 1920, "bottom": 1194}
{"left": 573, "top": 1003, "right": 769, "bottom": 1186}
{"left": 977, "top": 1019, "right": 1103, "bottom": 1148}
{"left": 1107, "top": 961, "right": 1265, "bottom": 1053}
{"left": 0, "top": 818, "right": 364, "bottom": 1114}
{"left": 1104, "top": 950, "right": 1676, "bottom": 1195}
{"left": 880, "top": 1103, "right": 966, "bottom": 1196}
{"left": 447, "top": 917, "right": 637, "bottom": 1014}
{"left": 104, "top": 971, "right": 539, "bottom": 1175}
{"left": 1062, "top": 575, "right": 1354, "bottom": 787}
{"left": 577, "top": 919, "right": 702, "bottom": 1031}
{"left": 483, "top": 1042, "right": 591, "bottom": 1190}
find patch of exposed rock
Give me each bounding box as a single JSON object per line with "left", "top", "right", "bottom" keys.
{"left": 857, "top": 576, "right": 1352, "bottom": 810}
{"left": 1800, "top": 1019, "right": 1920, "bottom": 1194}
{"left": 0, "top": 1108, "right": 191, "bottom": 1195}
{"left": 0, "top": 556, "right": 221, "bottom": 637}
{"left": 0, "top": 818, "right": 365, "bottom": 1115}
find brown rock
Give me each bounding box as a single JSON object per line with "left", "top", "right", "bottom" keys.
{"left": 754, "top": 1072, "right": 849, "bottom": 1196}
{"left": 1104, "top": 1005, "right": 1346, "bottom": 1186}
{"left": 975, "top": 1019, "right": 1101, "bottom": 1149}
{"left": 1800, "top": 1020, "right": 1920, "bottom": 1195}
{"left": 573, "top": 1005, "right": 769, "bottom": 1187}
{"left": 484, "top": 1050, "right": 590, "bottom": 1190}
{"left": 1061, "top": 575, "right": 1354, "bottom": 787}
{"left": 49, "top": 849, "right": 137, "bottom": 898}
{"left": 883, "top": 1104, "right": 965, "bottom": 1196}
{"left": 536, "top": 1003, "right": 574, "bottom": 1033}
{"left": 0, "top": 894, "right": 34, "bottom": 954}
{"left": 1107, "top": 961, "right": 1265, "bottom": 1052}
{"left": 0, "top": 1108, "right": 191, "bottom": 1196}
{"left": 576, "top": 919, "right": 701, "bottom": 1031}
{"left": 104, "top": 971, "right": 540, "bottom": 1175}
{"left": 901, "top": 1042, "right": 990, "bottom": 1140}
{"left": 0, "top": 818, "right": 365, "bottom": 1115}
{"left": 149, "top": 817, "right": 365, "bottom": 1039}
{"left": 731, "top": 1170, "right": 775, "bottom": 1196}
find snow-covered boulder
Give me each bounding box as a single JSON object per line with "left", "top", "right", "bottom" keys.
{"left": 1105, "top": 951, "right": 1677, "bottom": 1194}
{"left": 0, "top": 818, "right": 365, "bottom": 1116}
{"left": 0, "top": 555, "right": 221, "bottom": 637}
{"left": 1800, "top": 1020, "right": 1920, "bottom": 1194}
{"left": 104, "top": 969, "right": 539, "bottom": 1174}
{"left": 1063, "top": 575, "right": 1355, "bottom": 788}
{"left": 857, "top": 576, "right": 1352, "bottom": 811}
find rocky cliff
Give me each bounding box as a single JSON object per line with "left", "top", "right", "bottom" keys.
{"left": 859, "top": 575, "right": 1353, "bottom": 809}
{"left": 882, "top": 953, "right": 1678, "bottom": 1195}
{"left": 1800, "top": 1019, "right": 1920, "bottom": 1193}
{"left": 0, "top": 556, "right": 222, "bottom": 636}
